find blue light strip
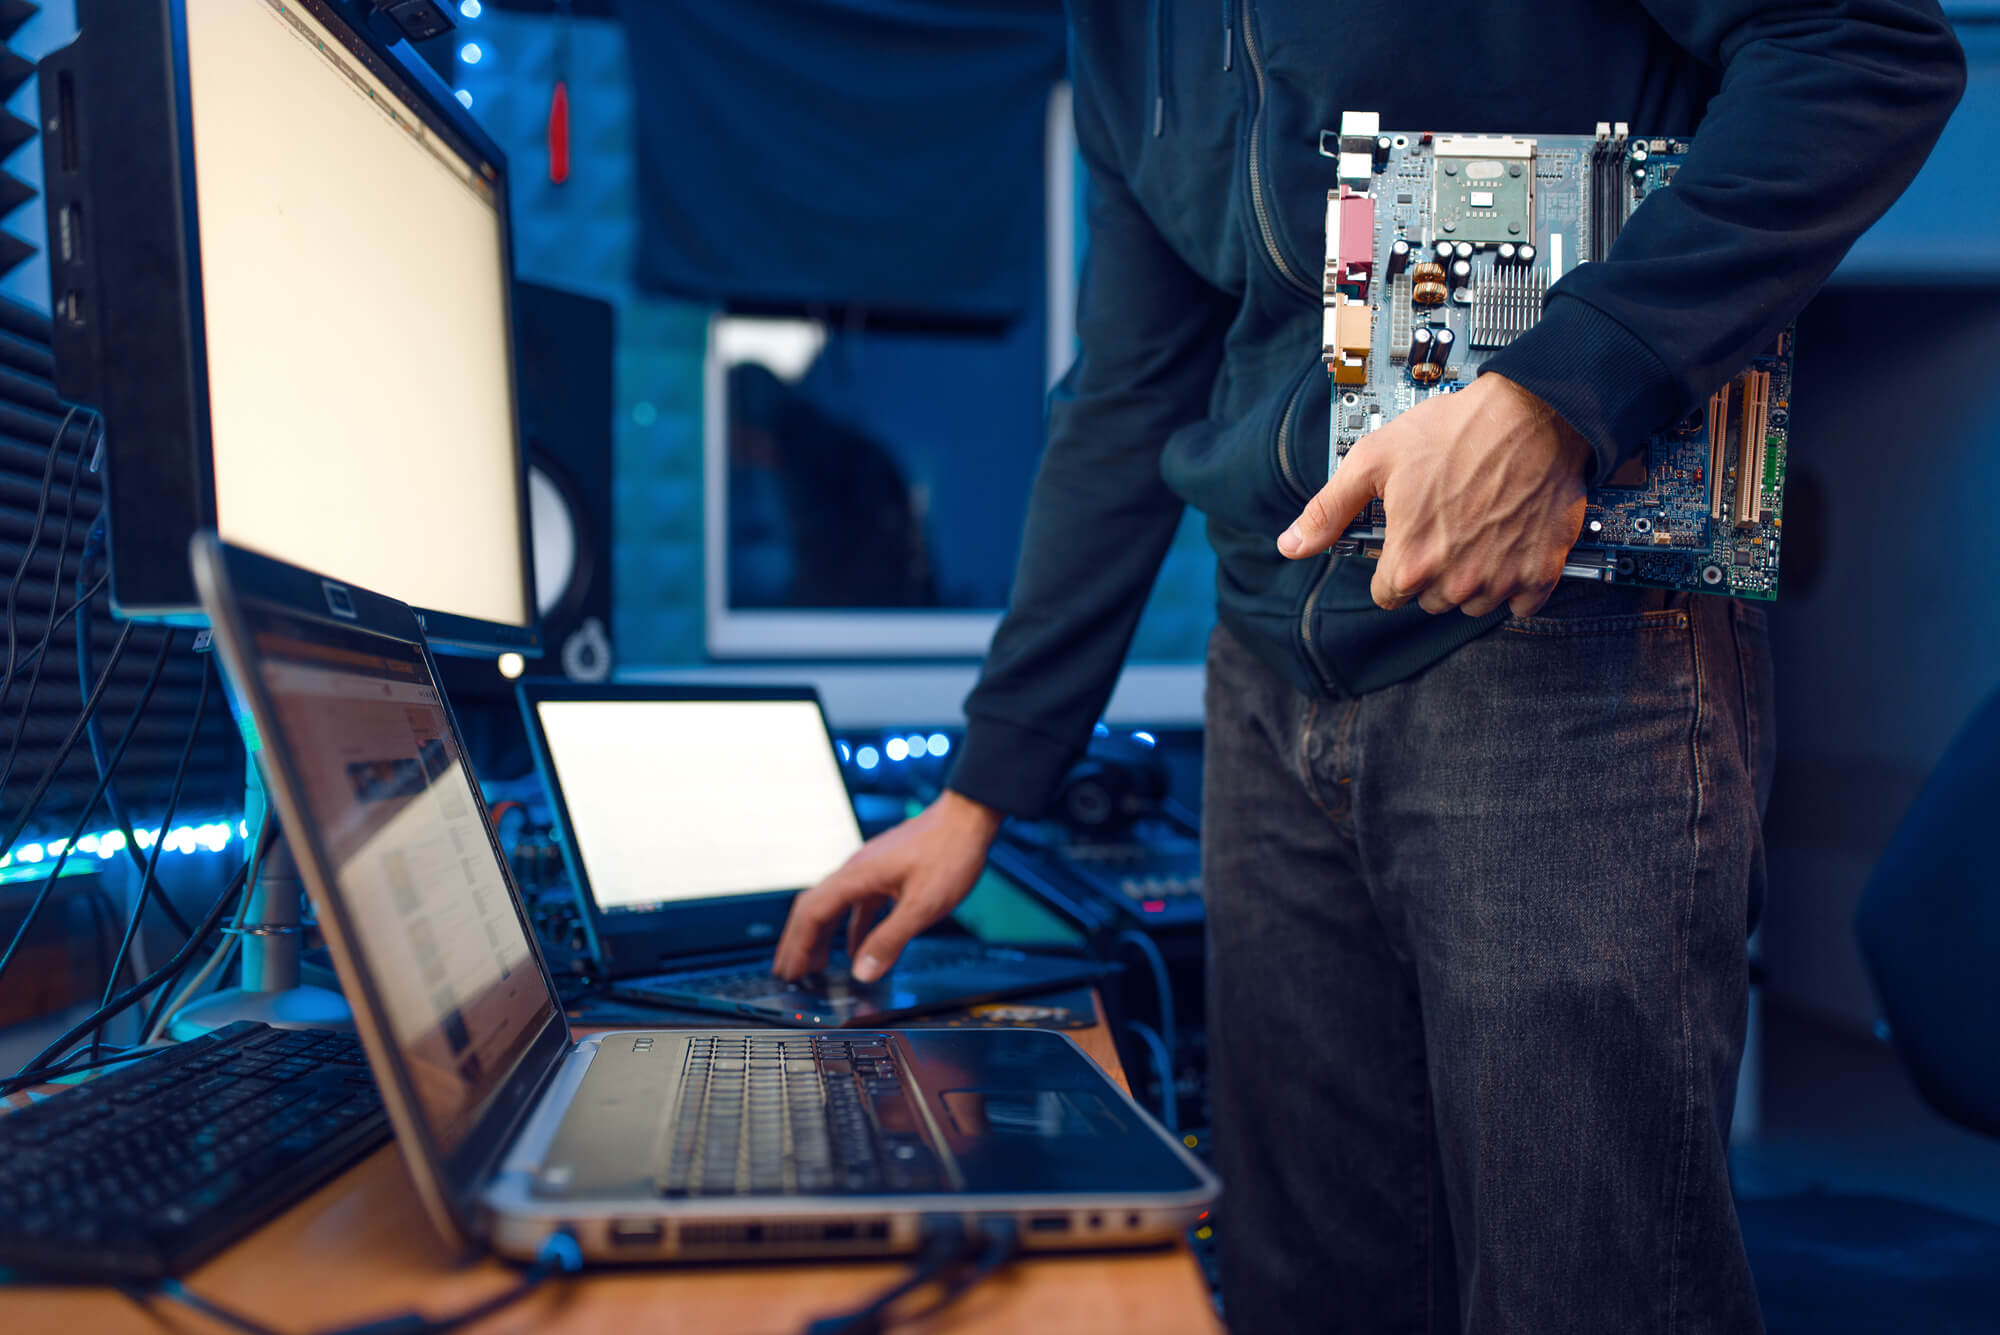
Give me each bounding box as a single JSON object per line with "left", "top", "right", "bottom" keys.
{"left": 0, "top": 818, "right": 247, "bottom": 877}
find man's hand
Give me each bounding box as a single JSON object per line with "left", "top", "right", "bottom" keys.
{"left": 1276, "top": 372, "right": 1594, "bottom": 618}
{"left": 772, "top": 790, "right": 1004, "bottom": 984}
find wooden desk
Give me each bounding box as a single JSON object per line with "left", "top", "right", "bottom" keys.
{"left": 2, "top": 998, "right": 1220, "bottom": 1335}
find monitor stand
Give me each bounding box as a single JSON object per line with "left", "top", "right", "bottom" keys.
{"left": 166, "top": 759, "right": 352, "bottom": 1037}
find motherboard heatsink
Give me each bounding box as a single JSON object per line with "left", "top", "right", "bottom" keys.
{"left": 1321, "top": 113, "right": 1792, "bottom": 599}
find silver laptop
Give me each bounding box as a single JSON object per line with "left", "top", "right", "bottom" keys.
{"left": 193, "top": 535, "right": 1217, "bottom": 1264}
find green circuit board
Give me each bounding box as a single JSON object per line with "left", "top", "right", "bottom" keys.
{"left": 1320, "top": 116, "right": 1791, "bottom": 599}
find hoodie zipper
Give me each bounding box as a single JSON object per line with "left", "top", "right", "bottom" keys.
{"left": 1240, "top": 2, "right": 1315, "bottom": 300}
{"left": 1299, "top": 554, "right": 1338, "bottom": 691}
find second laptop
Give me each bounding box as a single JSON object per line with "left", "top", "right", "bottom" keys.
{"left": 515, "top": 681, "right": 1104, "bottom": 1026}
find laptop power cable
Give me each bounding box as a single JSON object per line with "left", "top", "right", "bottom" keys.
{"left": 803, "top": 1214, "right": 1023, "bottom": 1335}
{"left": 132, "top": 1227, "right": 583, "bottom": 1335}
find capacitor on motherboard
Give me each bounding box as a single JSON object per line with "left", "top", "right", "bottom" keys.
{"left": 1449, "top": 258, "right": 1472, "bottom": 286}
{"left": 1496, "top": 242, "right": 1518, "bottom": 264}
{"left": 1516, "top": 242, "right": 1537, "bottom": 265}
{"left": 1434, "top": 240, "right": 1459, "bottom": 263}
{"left": 1407, "top": 326, "right": 1435, "bottom": 365}
{"left": 1373, "top": 135, "right": 1392, "bottom": 168}
{"left": 1430, "top": 326, "right": 1456, "bottom": 366}
{"left": 1388, "top": 237, "right": 1412, "bottom": 276}
{"left": 1411, "top": 261, "right": 1448, "bottom": 306}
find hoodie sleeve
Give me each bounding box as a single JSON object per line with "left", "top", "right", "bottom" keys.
{"left": 1481, "top": 0, "right": 1965, "bottom": 484}
{"left": 945, "top": 76, "right": 1233, "bottom": 819}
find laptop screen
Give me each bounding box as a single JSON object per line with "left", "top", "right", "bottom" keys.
{"left": 530, "top": 697, "right": 863, "bottom": 914}
{"left": 252, "top": 611, "right": 555, "bottom": 1155}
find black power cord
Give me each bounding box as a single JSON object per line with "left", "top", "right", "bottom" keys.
{"left": 77, "top": 518, "right": 198, "bottom": 941}
{"left": 0, "top": 412, "right": 98, "bottom": 799}
{"left": 803, "top": 1215, "right": 1023, "bottom": 1335}
{"left": 0, "top": 404, "right": 86, "bottom": 702}
{"left": 0, "top": 820, "right": 273, "bottom": 1096}
{"left": 91, "top": 652, "right": 213, "bottom": 1058}
{"left": 0, "top": 621, "right": 153, "bottom": 991}
{"left": 132, "top": 1226, "right": 583, "bottom": 1335}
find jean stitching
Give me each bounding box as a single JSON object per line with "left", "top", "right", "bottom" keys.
{"left": 1298, "top": 697, "right": 1347, "bottom": 827}
{"left": 1667, "top": 608, "right": 1705, "bottom": 1335}
{"left": 1500, "top": 610, "right": 1689, "bottom": 638}
{"left": 1422, "top": 1070, "right": 1438, "bottom": 1335}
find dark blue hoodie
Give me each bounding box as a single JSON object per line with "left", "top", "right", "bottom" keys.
{"left": 950, "top": 0, "right": 1965, "bottom": 816}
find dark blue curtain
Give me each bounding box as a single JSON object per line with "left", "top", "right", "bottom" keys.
{"left": 619, "top": 0, "right": 1065, "bottom": 321}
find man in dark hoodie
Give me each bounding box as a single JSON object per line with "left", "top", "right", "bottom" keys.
{"left": 775, "top": 2, "right": 1965, "bottom": 1329}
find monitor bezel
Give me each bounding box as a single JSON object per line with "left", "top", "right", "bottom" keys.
{"left": 515, "top": 679, "right": 863, "bottom": 975}
{"left": 193, "top": 534, "right": 570, "bottom": 1251}
{"left": 48, "top": 0, "right": 538, "bottom": 655}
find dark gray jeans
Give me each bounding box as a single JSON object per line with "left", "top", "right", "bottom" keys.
{"left": 1203, "top": 592, "right": 1774, "bottom": 1334}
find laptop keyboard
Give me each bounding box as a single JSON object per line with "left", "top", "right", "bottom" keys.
{"left": 680, "top": 944, "right": 997, "bottom": 1001}
{"left": 660, "top": 1034, "right": 941, "bottom": 1197}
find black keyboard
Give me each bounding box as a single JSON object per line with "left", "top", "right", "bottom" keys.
{"left": 660, "top": 1033, "right": 938, "bottom": 1197}
{"left": 681, "top": 943, "right": 998, "bottom": 1002}
{"left": 0, "top": 1021, "right": 388, "bottom": 1281}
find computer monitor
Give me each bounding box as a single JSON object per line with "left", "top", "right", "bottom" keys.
{"left": 39, "top": 0, "right": 535, "bottom": 654}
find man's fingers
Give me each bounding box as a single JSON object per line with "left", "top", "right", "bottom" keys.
{"left": 1507, "top": 576, "right": 1561, "bottom": 619}
{"left": 773, "top": 861, "right": 888, "bottom": 979}
{"left": 1417, "top": 585, "right": 1459, "bottom": 616}
{"left": 1278, "top": 446, "right": 1379, "bottom": 559}
{"left": 851, "top": 892, "right": 947, "bottom": 983}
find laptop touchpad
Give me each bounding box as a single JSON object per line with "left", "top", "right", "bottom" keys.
{"left": 941, "top": 1089, "right": 1124, "bottom": 1139}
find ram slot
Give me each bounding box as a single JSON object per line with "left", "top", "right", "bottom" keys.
{"left": 1707, "top": 378, "right": 1734, "bottom": 521}
{"left": 1734, "top": 369, "right": 1770, "bottom": 527}
{"left": 1589, "top": 140, "right": 1630, "bottom": 263}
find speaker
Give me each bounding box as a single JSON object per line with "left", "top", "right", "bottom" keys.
{"left": 516, "top": 281, "right": 616, "bottom": 682}
{"left": 440, "top": 281, "right": 616, "bottom": 776}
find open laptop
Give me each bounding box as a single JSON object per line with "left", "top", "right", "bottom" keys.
{"left": 192, "top": 536, "right": 1217, "bottom": 1263}
{"left": 513, "top": 681, "right": 1105, "bottom": 1026}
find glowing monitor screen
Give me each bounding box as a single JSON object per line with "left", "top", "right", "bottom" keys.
{"left": 185, "top": 0, "right": 528, "bottom": 633}
{"left": 532, "top": 698, "right": 864, "bottom": 913}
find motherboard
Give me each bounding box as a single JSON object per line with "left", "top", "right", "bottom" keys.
{"left": 1320, "top": 114, "right": 1792, "bottom": 599}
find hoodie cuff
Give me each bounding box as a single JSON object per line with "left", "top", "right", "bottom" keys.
{"left": 1479, "top": 293, "right": 1682, "bottom": 485}
{"left": 944, "top": 713, "right": 1080, "bottom": 820}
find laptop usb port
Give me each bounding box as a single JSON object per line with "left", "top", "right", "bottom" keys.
{"left": 1027, "top": 1214, "right": 1071, "bottom": 1235}
{"left": 607, "top": 1218, "right": 664, "bottom": 1247}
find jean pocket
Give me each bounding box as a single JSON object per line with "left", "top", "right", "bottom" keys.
{"left": 1501, "top": 608, "right": 1691, "bottom": 637}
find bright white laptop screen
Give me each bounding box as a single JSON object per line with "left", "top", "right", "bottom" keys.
{"left": 186, "top": 0, "right": 528, "bottom": 633}
{"left": 533, "top": 698, "right": 863, "bottom": 913}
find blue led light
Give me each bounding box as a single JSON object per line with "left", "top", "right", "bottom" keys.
{"left": 837, "top": 741, "right": 851, "bottom": 763}
{"left": 459, "top": 42, "right": 482, "bottom": 64}
{"left": 1093, "top": 722, "right": 1109, "bottom": 738}
{"left": 239, "top": 820, "right": 249, "bottom": 838}
{"left": 17, "top": 843, "right": 43, "bottom": 863}
{"left": 904, "top": 734, "right": 928, "bottom": 758}
{"left": 927, "top": 733, "right": 951, "bottom": 757}
{"left": 856, "top": 746, "right": 880, "bottom": 771}
{"left": 1132, "top": 730, "right": 1157, "bottom": 748}
{"left": 45, "top": 839, "right": 67, "bottom": 857}
{"left": 455, "top": 89, "right": 474, "bottom": 109}
{"left": 76, "top": 834, "right": 99, "bottom": 853}
{"left": 885, "top": 738, "right": 910, "bottom": 763}
{"left": 459, "top": 0, "right": 482, "bottom": 16}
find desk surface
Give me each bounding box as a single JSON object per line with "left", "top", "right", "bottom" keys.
{"left": 3, "top": 998, "right": 1220, "bottom": 1335}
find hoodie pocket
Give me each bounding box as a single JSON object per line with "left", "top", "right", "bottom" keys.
{"left": 1160, "top": 353, "right": 1328, "bottom": 539}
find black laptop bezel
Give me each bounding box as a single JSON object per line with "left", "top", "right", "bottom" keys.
{"left": 194, "top": 536, "right": 571, "bottom": 1248}
{"left": 515, "top": 680, "right": 864, "bottom": 975}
